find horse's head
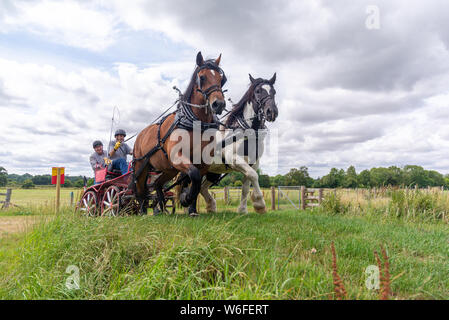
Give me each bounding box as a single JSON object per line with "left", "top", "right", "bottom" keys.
{"left": 194, "top": 52, "right": 227, "bottom": 115}
{"left": 249, "top": 73, "right": 278, "bottom": 122}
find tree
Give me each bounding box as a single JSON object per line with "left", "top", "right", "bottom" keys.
{"left": 343, "top": 166, "right": 358, "bottom": 188}
{"left": 62, "top": 180, "right": 73, "bottom": 188}
{"left": 74, "top": 179, "right": 85, "bottom": 188}
{"left": 258, "top": 174, "right": 271, "bottom": 188}
{"left": 0, "top": 167, "right": 7, "bottom": 187}
{"left": 270, "top": 174, "right": 285, "bottom": 187}
{"left": 358, "top": 169, "right": 371, "bottom": 187}
{"left": 403, "top": 165, "right": 430, "bottom": 187}
{"left": 22, "top": 179, "right": 35, "bottom": 189}
{"left": 32, "top": 175, "right": 51, "bottom": 185}
{"left": 320, "top": 168, "right": 345, "bottom": 188}
{"left": 234, "top": 180, "right": 242, "bottom": 187}
{"left": 284, "top": 166, "right": 313, "bottom": 186}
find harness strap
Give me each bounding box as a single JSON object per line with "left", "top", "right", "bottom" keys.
{"left": 132, "top": 114, "right": 179, "bottom": 182}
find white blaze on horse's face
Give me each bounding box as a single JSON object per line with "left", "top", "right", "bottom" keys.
{"left": 262, "top": 84, "right": 271, "bottom": 94}
{"left": 210, "top": 70, "right": 215, "bottom": 76}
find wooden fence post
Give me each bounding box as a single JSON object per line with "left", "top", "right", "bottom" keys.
{"left": 224, "top": 186, "right": 229, "bottom": 205}
{"left": 271, "top": 186, "right": 275, "bottom": 211}
{"left": 1, "top": 188, "right": 12, "bottom": 209}
{"left": 277, "top": 186, "right": 280, "bottom": 210}
{"left": 300, "top": 186, "right": 306, "bottom": 210}
{"left": 55, "top": 167, "right": 61, "bottom": 213}
{"left": 318, "top": 188, "right": 323, "bottom": 204}
{"left": 70, "top": 191, "right": 74, "bottom": 207}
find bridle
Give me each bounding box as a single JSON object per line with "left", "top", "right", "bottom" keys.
{"left": 194, "top": 60, "right": 227, "bottom": 108}
{"left": 249, "top": 81, "right": 276, "bottom": 128}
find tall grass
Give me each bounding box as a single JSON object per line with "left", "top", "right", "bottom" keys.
{"left": 0, "top": 207, "right": 448, "bottom": 300}
{"left": 320, "top": 188, "right": 449, "bottom": 222}
{"left": 387, "top": 189, "right": 448, "bottom": 220}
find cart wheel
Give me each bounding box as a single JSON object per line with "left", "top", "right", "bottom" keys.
{"left": 79, "top": 191, "right": 98, "bottom": 217}
{"left": 164, "top": 197, "right": 176, "bottom": 215}
{"left": 101, "top": 186, "right": 121, "bottom": 217}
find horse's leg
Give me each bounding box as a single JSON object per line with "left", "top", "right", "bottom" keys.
{"left": 174, "top": 163, "right": 202, "bottom": 216}
{"left": 153, "top": 184, "right": 165, "bottom": 215}
{"left": 248, "top": 160, "right": 266, "bottom": 213}
{"left": 135, "top": 165, "right": 149, "bottom": 215}
{"left": 200, "top": 173, "right": 220, "bottom": 213}
{"left": 232, "top": 160, "right": 266, "bottom": 214}
{"left": 238, "top": 176, "right": 251, "bottom": 214}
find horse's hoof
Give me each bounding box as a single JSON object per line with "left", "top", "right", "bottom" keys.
{"left": 188, "top": 207, "right": 199, "bottom": 217}
{"left": 180, "top": 193, "right": 190, "bottom": 207}
{"left": 238, "top": 208, "right": 248, "bottom": 214}
{"left": 254, "top": 206, "right": 267, "bottom": 214}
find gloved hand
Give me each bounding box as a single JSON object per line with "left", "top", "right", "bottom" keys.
{"left": 103, "top": 157, "right": 112, "bottom": 165}
{"left": 114, "top": 141, "right": 121, "bottom": 150}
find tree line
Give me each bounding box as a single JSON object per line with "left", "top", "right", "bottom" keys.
{"left": 1, "top": 165, "right": 448, "bottom": 189}
{"left": 1, "top": 168, "right": 85, "bottom": 188}
{"left": 218, "top": 165, "right": 449, "bottom": 189}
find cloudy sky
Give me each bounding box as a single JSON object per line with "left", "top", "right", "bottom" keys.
{"left": 2, "top": 0, "right": 449, "bottom": 178}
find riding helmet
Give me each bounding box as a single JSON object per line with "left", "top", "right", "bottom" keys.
{"left": 92, "top": 140, "right": 103, "bottom": 148}
{"left": 114, "top": 129, "right": 126, "bottom": 137}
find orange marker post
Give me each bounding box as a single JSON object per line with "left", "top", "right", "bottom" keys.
{"left": 52, "top": 167, "right": 65, "bottom": 213}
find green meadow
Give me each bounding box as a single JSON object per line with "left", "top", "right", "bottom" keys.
{"left": 0, "top": 187, "right": 447, "bottom": 299}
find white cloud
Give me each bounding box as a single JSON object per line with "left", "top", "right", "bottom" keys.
{"left": 0, "top": 56, "right": 196, "bottom": 175}
{"left": 2, "top": 0, "right": 449, "bottom": 178}
{"left": 1, "top": 0, "right": 118, "bottom": 51}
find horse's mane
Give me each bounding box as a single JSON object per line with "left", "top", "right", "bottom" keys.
{"left": 182, "top": 59, "right": 219, "bottom": 103}
{"left": 225, "top": 78, "right": 267, "bottom": 127}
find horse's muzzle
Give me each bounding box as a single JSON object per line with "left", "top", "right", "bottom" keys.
{"left": 212, "top": 99, "right": 226, "bottom": 115}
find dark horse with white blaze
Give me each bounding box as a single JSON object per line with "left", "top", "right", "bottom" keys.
{"left": 200, "top": 73, "right": 278, "bottom": 213}
{"left": 132, "top": 52, "right": 226, "bottom": 216}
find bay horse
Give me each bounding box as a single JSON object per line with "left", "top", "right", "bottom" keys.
{"left": 132, "top": 52, "right": 226, "bottom": 216}
{"left": 199, "top": 73, "right": 278, "bottom": 213}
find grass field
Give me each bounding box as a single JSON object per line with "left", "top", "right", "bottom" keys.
{"left": 0, "top": 187, "right": 447, "bottom": 300}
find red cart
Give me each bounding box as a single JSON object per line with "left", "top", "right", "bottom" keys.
{"left": 77, "top": 165, "right": 175, "bottom": 217}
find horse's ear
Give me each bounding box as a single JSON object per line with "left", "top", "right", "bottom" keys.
{"left": 196, "top": 51, "right": 204, "bottom": 66}
{"left": 249, "top": 74, "right": 255, "bottom": 84}
{"left": 269, "top": 73, "right": 276, "bottom": 85}
{"left": 215, "top": 53, "right": 222, "bottom": 65}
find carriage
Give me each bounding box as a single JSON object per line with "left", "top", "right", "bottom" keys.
{"left": 77, "top": 164, "right": 176, "bottom": 217}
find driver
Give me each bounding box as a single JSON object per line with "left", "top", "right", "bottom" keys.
{"left": 108, "top": 129, "right": 133, "bottom": 174}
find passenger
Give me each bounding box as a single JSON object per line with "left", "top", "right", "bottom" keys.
{"left": 89, "top": 140, "right": 109, "bottom": 184}
{"left": 108, "top": 129, "right": 133, "bottom": 175}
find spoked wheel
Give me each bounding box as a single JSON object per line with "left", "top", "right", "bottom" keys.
{"left": 164, "top": 197, "right": 176, "bottom": 215}
{"left": 79, "top": 191, "right": 98, "bottom": 217}
{"left": 101, "top": 186, "right": 121, "bottom": 217}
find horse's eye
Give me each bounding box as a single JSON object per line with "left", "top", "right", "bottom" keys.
{"left": 200, "top": 75, "right": 206, "bottom": 83}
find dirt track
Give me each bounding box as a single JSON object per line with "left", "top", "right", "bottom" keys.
{"left": 0, "top": 216, "right": 42, "bottom": 238}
